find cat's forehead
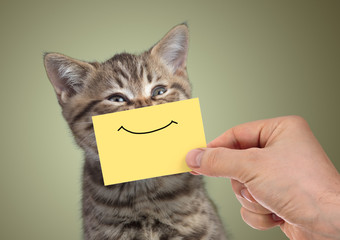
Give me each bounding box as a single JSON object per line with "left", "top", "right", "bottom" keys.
{"left": 88, "top": 53, "right": 170, "bottom": 98}
{"left": 107, "top": 53, "right": 140, "bottom": 77}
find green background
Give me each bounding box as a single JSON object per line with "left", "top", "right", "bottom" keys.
{"left": 1, "top": 1, "right": 339, "bottom": 239}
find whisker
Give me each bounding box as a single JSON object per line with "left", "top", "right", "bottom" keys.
{"left": 78, "top": 132, "right": 95, "bottom": 146}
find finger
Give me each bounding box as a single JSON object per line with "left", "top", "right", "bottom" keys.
{"left": 231, "top": 179, "right": 271, "bottom": 214}
{"left": 207, "top": 117, "right": 285, "bottom": 149}
{"left": 186, "top": 147, "right": 261, "bottom": 182}
{"left": 231, "top": 179, "right": 256, "bottom": 202}
{"left": 240, "top": 207, "right": 283, "bottom": 230}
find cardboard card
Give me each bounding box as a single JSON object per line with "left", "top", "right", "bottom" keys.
{"left": 92, "top": 98, "right": 206, "bottom": 185}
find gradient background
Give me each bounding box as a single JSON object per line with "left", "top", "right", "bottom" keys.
{"left": 1, "top": 1, "right": 339, "bottom": 239}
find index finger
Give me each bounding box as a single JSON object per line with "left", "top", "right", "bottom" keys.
{"left": 207, "top": 117, "right": 283, "bottom": 149}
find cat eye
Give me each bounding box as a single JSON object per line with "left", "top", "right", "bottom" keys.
{"left": 108, "top": 94, "right": 127, "bottom": 103}
{"left": 151, "top": 86, "right": 167, "bottom": 97}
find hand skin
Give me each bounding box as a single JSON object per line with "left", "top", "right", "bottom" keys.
{"left": 186, "top": 116, "right": 340, "bottom": 240}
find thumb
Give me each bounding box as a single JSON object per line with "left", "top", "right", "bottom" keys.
{"left": 186, "top": 147, "right": 259, "bottom": 182}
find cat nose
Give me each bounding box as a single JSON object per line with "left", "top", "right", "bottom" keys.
{"left": 134, "top": 98, "right": 152, "bottom": 109}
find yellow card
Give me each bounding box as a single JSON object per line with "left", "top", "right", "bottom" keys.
{"left": 92, "top": 98, "right": 206, "bottom": 185}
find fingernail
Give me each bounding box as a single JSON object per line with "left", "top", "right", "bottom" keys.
{"left": 240, "top": 189, "right": 254, "bottom": 203}
{"left": 189, "top": 170, "right": 201, "bottom": 175}
{"left": 186, "top": 149, "right": 204, "bottom": 168}
{"left": 272, "top": 213, "right": 283, "bottom": 222}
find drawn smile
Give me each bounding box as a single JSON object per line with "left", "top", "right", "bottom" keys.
{"left": 117, "top": 120, "right": 178, "bottom": 134}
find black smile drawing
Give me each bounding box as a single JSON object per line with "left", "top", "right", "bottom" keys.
{"left": 117, "top": 120, "right": 178, "bottom": 134}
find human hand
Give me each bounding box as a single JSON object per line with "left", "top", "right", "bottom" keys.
{"left": 186, "top": 116, "right": 340, "bottom": 240}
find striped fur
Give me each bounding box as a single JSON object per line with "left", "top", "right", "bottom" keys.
{"left": 44, "top": 24, "right": 228, "bottom": 239}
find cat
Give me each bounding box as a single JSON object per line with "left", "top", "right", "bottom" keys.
{"left": 44, "top": 24, "right": 228, "bottom": 240}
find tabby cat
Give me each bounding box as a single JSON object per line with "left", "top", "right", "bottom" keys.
{"left": 44, "top": 24, "right": 227, "bottom": 240}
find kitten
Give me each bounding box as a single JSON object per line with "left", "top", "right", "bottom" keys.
{"left": 44, "top": 24, "right": 228, "bottom": 240}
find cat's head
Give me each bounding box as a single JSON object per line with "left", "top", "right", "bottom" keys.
{"left": 44, "top": 24, "right": 191, "bottom": 155}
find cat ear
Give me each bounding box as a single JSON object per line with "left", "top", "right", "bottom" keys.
{"left": 43, "top": 53, "right": 94, "bottom": 104}
{"left": 150, "top": 24, "right": 189, "bottom": 75}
